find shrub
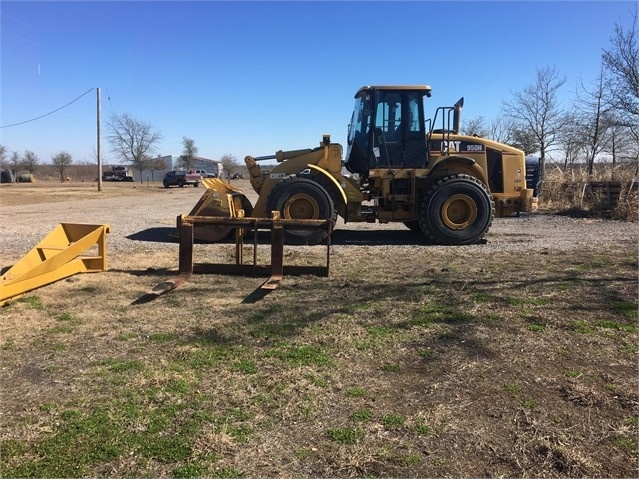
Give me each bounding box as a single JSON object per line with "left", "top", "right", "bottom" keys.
{"left": 540, "top": 162, "right": 637, "bottom": 221}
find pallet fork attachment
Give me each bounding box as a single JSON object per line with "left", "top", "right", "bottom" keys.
{"left": 0, "top": 223, "right": 110, "bottom": 305}
{"left": 150, "top": 213, "right": 332, "bottom": 295}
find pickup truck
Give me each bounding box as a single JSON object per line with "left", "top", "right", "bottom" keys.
{"left": 195, "top": 169, "right": 217, "bottom": 178}
{"left": 163, "top": 170, "right": 201, "bottom": 188}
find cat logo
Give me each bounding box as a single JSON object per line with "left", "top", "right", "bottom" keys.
{"left": 441, "top": 140, "right": 461, "bottom": 153}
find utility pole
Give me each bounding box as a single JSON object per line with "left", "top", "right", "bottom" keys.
{"left": 97, "top": 87, "right": 103, "bottom": 192}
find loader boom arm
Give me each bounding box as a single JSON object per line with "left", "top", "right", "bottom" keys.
{"left": 248, "top": 136, "right": 345, "bottom": 217}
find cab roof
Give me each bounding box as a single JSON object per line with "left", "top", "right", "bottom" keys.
{"left": 355, "top": 85, "right": 432, "bottom": 97}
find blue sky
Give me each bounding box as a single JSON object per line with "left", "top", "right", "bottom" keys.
{"left": 1, "top": 0, "right": 635, "bottom": 165}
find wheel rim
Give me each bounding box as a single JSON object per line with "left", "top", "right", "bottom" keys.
{"left": 282, "top": 193, "right": 320, "bottom": 219}
{"left": 441, "top": 194, "right": 477, "bottom": 230}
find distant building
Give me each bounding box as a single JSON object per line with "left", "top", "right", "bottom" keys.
{"left": 158, "top": 155, "right": 182, "bottom": 171}
{"left": 190, "top": 156, "right": 221, "bottom": 177}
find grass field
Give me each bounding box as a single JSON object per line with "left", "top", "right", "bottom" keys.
{"left": 1, "top": 182, "right": 637, "bottom": 478}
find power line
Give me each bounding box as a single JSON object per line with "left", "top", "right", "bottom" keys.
{"left": 0, "top": 88, "right": 95, "bottom": 128}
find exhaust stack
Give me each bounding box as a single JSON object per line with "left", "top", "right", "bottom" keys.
{"left": 453, "top": 97, "right": 464, "bottom": 134}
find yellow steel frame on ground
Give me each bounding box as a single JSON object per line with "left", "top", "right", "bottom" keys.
{"left": 0, "top": 223, "right": 110, "bottom": 305}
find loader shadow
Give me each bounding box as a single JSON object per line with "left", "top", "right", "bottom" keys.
{"left": 111, "top": 267, "right": 176, "bottom": 305}
{"left": 109, "top": 267, "right": 174, "bottom": 277}
{"left": 226, "top": 227, "right": 429, "bottom": 246}
{"left": 126, "top": 227, "right": 238, "bottom": 244}
{"left": 126, "top": 226, "right": 450, "bottom": 247}
{"left": 126, "top": 227, "right": 176, "bottom": 243}
{"left": 332, "top": 229, "right": 488, "bottom": 246}
{"left": 330, "top": 228, "right": 427, "bottom": 246}
{"left": 127, "top": 276, "right": 275, "bottom": 305}
{"left": 121, "top": 229, "right": 429, "bottom": 307}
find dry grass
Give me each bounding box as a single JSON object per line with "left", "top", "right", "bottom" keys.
{"left": 1, "top": 185, "right": 637, "bottom": 478}
{"left": 1, "top": 178, "right": 637, "bottom": 478}
{"left": 542, "top": 161, "right": 638, "bottom": 221}
{"left": 0, "top": 180, "right": 162, "bottom": 207}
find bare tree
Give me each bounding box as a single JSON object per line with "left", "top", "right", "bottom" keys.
{"left": 0, "top": 145, "right": 9, "bottom": 183}
{"left": 51, "top": 151, "right": 73, "bottom": 182}
{"left": 220, "top": 153, "right": 240, "bottom": 181}
{"left": 509, "top": 128, "right": 540, "bottom": 156}
{"left": 180, "top": 137, "right": 198, "bottom": 169}
{"left": 149, "top": 155, "right": 168, "bottom": 182}
{"left": 152, "top": 155, "right": 168, "bottom": 172}
{"left": 575, "top": 66, "right": 613, "bottom": 176}
{"left": 21, "top": 150, "right": 39, "bottom": 175}
{"left": 604, "top": 121, "right": 639, "bottom": 175}
{"left": 557, "top": 113, "right": 585, "bottom": 171}
{"left": 0, "top": 145, "right": 7, "bottom": 170}
{"left": 602, "top": 6, "right": 639, "bottom": 121}
{"left": 502, "top": 65, "right": 568, "bottom": 189}
{"left": 88, "top": 146, "right": 101, "bottom": 165}
{"left": 462, "top": 116, "right": 488, "bottom": 137}
{"left": 107, "top": 113, "right": 163, "bottom": 183}
{"left": 463, "top": 116, "right": 517, "bottom": 144}
{"left": 487, "top": 116, "right": 514, "bottom": 144}
{"left": 9, "top": 151, "right": 20, "bottom": 181}
{"left": 602, "top": 7, "right": 639, "bottom": 176}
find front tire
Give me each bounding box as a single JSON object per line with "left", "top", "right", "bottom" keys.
{"left": 266, "top": 177, "right": 336, "bottom": 245}
{"left": 307, "top": 172, "right": 345, "bottom": 223}
{"left": 418, "top": 174, "right": 494, "bottom": 245}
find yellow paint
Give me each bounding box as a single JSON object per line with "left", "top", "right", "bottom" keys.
{"left": 0, "top": 223, "right": 110, "bottom": 305}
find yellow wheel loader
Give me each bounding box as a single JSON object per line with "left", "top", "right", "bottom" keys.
{"left": 190, "top": 85, "right": 537, "bottom": 245}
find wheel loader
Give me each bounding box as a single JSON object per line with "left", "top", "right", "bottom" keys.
{"left": 188, "top": 85, "right": 537, "bottom": 245}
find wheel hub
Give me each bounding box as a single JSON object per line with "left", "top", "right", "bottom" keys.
{"left": 283, "top": 193, "right": 319, "bottom": 220}
{"left": 441, "top": 194, "right": 477, "bottom": 230}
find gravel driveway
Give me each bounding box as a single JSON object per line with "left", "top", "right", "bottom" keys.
{"left": 1, "top": 184, "right": 636, "bottom": 267}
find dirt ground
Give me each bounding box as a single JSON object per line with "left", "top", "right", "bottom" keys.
{"left": 1, "top": 181, "right": 637, "bottom": 478}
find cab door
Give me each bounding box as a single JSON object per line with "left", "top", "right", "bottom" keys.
{"left": 373, "top": 91, "right": 426, "bottom": 169}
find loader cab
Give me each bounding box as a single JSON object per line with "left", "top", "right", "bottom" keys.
{"left": 345, "top": 85, "right": 431, "bottom": 175}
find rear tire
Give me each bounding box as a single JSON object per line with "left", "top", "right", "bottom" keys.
{"left": 418, "top": 174, "right": 494, "bottom": 245}
{"left": 266, "top": 177, "right": 336, "bottom": 245}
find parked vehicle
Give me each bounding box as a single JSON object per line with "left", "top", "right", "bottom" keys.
{"left": 102, "top": 166, "right": 134, "bottom": 182}
{"left": 525, "top": 156, "right": 541, "bottom": 197}
{"left": 163, "top": 170, "right": 201, "bottom": 188}
{"left": 195, "top": 169, "right": 217, "bottom": 178}
{"left": 232, "top": 172, "right": 243, "bottom": 179}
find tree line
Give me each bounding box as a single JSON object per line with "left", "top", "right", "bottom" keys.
{"left": 462, "top": 9, "right": 638, "bottom": 185}
{"left": 0, "top": 127, "right": 240, "bottom": 184}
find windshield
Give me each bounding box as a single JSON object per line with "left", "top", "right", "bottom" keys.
{"left": 344, "top": 95, "right": 372, "bottom": 174}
